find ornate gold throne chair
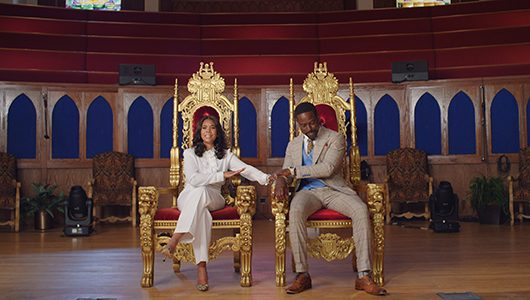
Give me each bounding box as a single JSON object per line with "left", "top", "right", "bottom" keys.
{"left": 385, "top": 147, "right": 433, "bottom": 224}
{"left": 271, "top": 62, "right": 386, "bottom": 287}
{"left": 88, "top": 151, "right": 137, "bottom": 226}
{"left": 138, "top": 62, "right": 257, "bottom": 288}
{"left": 0, "top": 152, "right": 21, "bottom": 232}
{"left": 508, "top": 147, "right": 530, "bottom": 225}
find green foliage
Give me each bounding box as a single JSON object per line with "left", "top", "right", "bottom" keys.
{"left": 467, "top": 176, "right": 507, "bottom": 213}
{"left": 22, "top": 183, "right": 66, "bottom": 218}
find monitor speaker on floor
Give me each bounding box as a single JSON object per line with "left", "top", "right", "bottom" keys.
{"left": 391, "top": 60, "right": 428, "bottom": 83}
{"left": 119, "top": 64, "right": 156, "bottom": 86}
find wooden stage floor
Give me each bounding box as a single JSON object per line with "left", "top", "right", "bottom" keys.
{"left": 1, "top": 220, "right": 529, "bottom": 300}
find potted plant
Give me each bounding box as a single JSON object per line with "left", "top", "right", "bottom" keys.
{"left": 22, "top": 183, "right": 65, "bottom": 230}
{"left": 467, "top": 176, "right": 508, "bottom": 224}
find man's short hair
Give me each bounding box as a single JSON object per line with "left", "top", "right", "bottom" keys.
{"left": 294, "top": 102, "right": 318, "bottom": 118}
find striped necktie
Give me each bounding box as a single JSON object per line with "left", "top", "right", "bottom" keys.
{"left": 307, "top": 139, "right": 314, "bottom": 154}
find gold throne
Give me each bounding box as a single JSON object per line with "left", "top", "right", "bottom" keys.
{"left": 271, "top": 62, "right": 386, "bottom": 287}
{"left": 138, "top": 62, "right": 257, "bottom": 288}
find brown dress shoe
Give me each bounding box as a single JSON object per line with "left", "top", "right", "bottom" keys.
{"left": 286, "top": 273, "right": 312, "bottom": 294}
{"left": 355, "top": 276, "right": 387, "bottom": 296}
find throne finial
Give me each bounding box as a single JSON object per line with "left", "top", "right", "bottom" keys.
{"left": 314, "top": 62, "right": 328, "bottom": 80}
{"left": 199, "top": 62, "right": 215, "bottom": 80}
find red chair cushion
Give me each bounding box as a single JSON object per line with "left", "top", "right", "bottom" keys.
{"left": 315, "top": 104, "right": 338, "bottom": 132}
{"left": 155, "top": 206, "right": 240, "bottom": 221}
{"left": 307, "top": 208, "right": 350, "bottom": 221}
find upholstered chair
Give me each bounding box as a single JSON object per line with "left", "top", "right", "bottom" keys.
{"left": 88, "top": 151, "right": 137, "bottom": 226}
{"left": 508, "top": 147, "right": 530, "bottom": 225}
{"left": 385, "top": 147, "right": 433, "bottom": 224}
{"left": 0, "top": 152, "right": 21, "bottom": 232}
{"left": 271, "top": 62, "right": 386, "bottom": 287}
{"left": 138, "top": 62, "right": 257, "bottom": 288}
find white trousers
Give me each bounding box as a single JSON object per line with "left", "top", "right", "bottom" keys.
{"left": 174, "top": 185, "right": 225, "bottom": 264}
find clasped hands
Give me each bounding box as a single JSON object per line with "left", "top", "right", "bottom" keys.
{"left": 269, "top": 168, "right": 292, "bottom": 201}
{"left": 223, "top": 168, "right": 291, "bottom": 201}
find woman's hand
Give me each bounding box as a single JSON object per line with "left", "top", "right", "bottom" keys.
{"left": 224, "top": 168, "right": 245, "bottom": 178}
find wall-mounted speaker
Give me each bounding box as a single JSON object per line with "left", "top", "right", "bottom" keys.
{"left": 391, "top": 60, "right": 428, "bottom": 83}
{"left": 119, "top": 64, "right": 156, "bottom": 85}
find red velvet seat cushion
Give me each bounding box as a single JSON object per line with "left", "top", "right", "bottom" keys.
{"left": 307, "top": 208, "right": 350, "bottom": 221}
{"left": 155, "top": 206, "right": 240, "bottom": 221}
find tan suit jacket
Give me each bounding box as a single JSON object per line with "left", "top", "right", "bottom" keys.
{"left": 282, "top": 126, "right": 356, "bottom": 196}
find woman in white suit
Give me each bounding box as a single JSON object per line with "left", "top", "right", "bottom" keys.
{"left": 164, "top": 115, "right": 270, "bottom": 291}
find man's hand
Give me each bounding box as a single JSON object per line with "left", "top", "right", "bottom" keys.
{"left": 224, "top": 168, "right": 244, "bottom": 178}
{"left": 275, "top": 168, "right": 291, "bottom": 177}
{"left": 273, "top": 175, "right": 289, "bottom": 201}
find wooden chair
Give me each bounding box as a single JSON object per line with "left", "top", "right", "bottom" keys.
{"left": 385, "top": 147, "right": 433, "bottom": 224}
{"left": 88, "top": 151, "right": 137, "bottom": 226}
{"left": 271, "top": 62, "right": 386, "bottom": 287}
{"left": 138, "top": 62, "right": 257, "bottom": 288}
{"left": 508, "top": 147, "right": 530, "bottom": 225}
{"left": 0, "top": 152, "right": 21, "bottom": 232}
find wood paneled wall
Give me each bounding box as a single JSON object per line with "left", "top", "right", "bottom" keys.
{"left": 2, "top": 75, "right": 529, "bottom": 218}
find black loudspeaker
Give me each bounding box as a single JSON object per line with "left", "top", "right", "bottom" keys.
{"left": 391, "top": 60, "right": 429, "bottom": 83}
{"left": 429, "top": 181, "right": 460, "bottom": 233}
{"left": 119, "top": 64, "right": 156, "bottom": 85}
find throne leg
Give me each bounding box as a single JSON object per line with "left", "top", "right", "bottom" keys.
{"left": 239, "top": 214, "right": 252, "bottom": 287}
{"left": 368, "top": 183, "right": 385, "bottom": 286}
{"left": 275, "top": 213, "right": 287, "bottom": 287}
{"left": 139, "top": 187, "right": 158, "bottom": 288}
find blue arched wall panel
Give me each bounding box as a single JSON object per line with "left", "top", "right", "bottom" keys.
{"left": 355, "top": 96, "right": 368, "bottom": 156}
{"left": 491, "top": 89, "right": 519, "bottom": 153}
{"left": 271, "top": 97, "right": 289, "bottom": 157}
{"left": 128, "top": 97, "right": 153, "bottom": 158}
{"left": 448, "top": 92, "right": 476, "bottom": 154}
{"left": 86, "top": 96, "right": 113, "bottom": 158}
{"left": 52, "top": 95, "right": 79, "bottom": 159}
{"left": 374, "top": 95, "right": 400, "bottom": 156}
{"left": 8, "top": 94, "right": 36, "bottom": 159}
{"left": 239, "top": 97, "right": 257, "bottom": 158}
{"left": 415, "top": 93, "right": 441, "bottom": 155}
{"left": 160, "top": 100, "right": 184, "bottom": 158}
{"left": 160, "top": 98, "right": 172, "bottom": 158}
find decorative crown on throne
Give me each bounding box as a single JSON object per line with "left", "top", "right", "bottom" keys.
{"left": 303, "top": 62, "right": 339, "bottom": 100}
{"left": 188, "top": 62, "right": 225, "bottom": 99}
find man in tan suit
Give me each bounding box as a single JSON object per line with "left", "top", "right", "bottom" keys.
{"left": 274, "top": 102, "right": 387, "bottom": 296}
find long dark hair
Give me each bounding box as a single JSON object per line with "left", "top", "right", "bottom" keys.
{"left": 193, "top": 115, "right": 227, "bottom": 159}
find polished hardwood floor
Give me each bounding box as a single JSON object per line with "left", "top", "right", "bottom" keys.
{"left": 1, "top": 220, "right": 529, "bottom": 300}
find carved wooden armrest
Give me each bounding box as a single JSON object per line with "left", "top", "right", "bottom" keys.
{"left": 235, "top": 185, "right": 256, "bottom": 217}
{"left": 270, "top": 181, "right": 290, "bottom": 218}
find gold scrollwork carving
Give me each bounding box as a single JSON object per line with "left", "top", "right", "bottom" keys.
{"left": 307, "top": 233, "right": 354, "bottom": 262}
{"left": 157, "top": 235, "right": 196, "bottom": 263}
{"left": 209, "top": 236, "right": 240, "bottom": 261}
{"left": 303, "top": 62, "right": 339, "bottom": 102}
